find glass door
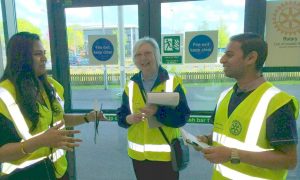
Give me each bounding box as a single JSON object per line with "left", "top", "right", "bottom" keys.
{"left": 65, "top": 5, "right": 139, "bottom": 110}
{"left": 47, "top": 1, "right": 141, "bottom": 179}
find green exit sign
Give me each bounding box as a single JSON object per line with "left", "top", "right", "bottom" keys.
{"left": 163, "top": 36, "right": 181, "bottom": 53}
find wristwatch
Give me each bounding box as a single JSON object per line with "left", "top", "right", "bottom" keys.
{"left": 230, "top": 148, "right": 240, "bottom": 164}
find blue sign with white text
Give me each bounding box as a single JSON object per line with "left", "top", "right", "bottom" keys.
{"left": 92, "top": 38, "right": 114, "bottom": 61}
{"left": 189, "top": 35, "right": 214, "bottom": 60}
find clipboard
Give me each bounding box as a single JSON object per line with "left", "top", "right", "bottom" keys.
{"left": 147, "top": 116, "right": 164, "bottom": 128}
{"left": 146, "top": 92, "right": 179, "bottom": 128}
{"left": 147, "top": 92, "right": 179, "bottom": 106}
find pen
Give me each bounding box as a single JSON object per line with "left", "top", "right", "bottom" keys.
{"left": 93, "top": 100, "right": 102, "bottom": 144}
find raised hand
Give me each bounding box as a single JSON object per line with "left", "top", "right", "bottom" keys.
{"left": 40, "top": 122, "right": 82, "bottom": 151}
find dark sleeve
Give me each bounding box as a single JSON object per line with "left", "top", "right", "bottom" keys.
{"left": 0, "top": 114, "right": 21, "bottom": 147}
{"left": 267, "top": 101, "right": 298, "bottom": 146}
{"left": 116, "top": 91, "right": 132, "bottom": 129}
{"left": 155, "top": 84, "right": 191, "bottom": 128}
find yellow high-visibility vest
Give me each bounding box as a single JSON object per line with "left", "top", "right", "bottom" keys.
{"left": 126, "top": 74, "right": 182, "bottom": 161}
{"left": 212, "top": 82, "right": 299, "bottom": 180}
{"left": 0, "top": 77, "right": 67, "bottom": 178}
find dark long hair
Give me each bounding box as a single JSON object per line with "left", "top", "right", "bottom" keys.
{"left": 0, "top": 32, "right": 57, "bottom": 131}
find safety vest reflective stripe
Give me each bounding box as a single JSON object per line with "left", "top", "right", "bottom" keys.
{"left": 213, "top": 87, "right": 280, "bottom": 178}
{"left": 212, "top": 132, "right": 272, "bottom": 152}
{"left": 0, "top": 87, "right": 65, "bottom": 174}
{"left": 53, "top": 120, "right": 66, "bottom": 130}
{"left": 0, "top": 87, "right": 65, "bottom": 140}
{"left": 127, "top": 74, "right": 174, "bottom": 113}
{"left": 51, "top": 84, "right": 64, "bottom": 109}
{"left": 55, "top": 92, "right": 64, "bottom": 109}
{"left": 128, "top": 81, "right": 134, "bottom": 114}
{"left": 213, "top": 86, "right": 279, "bottom": 151}
{"left": 0, "top": 87, "right": 32, "bottom": 140}
{"left": 2, "top": 149, "right": 64, "bottom": 174}
{"left": 214, "top": 164, "right": 267, "bottom": 180}
{"left": 165, "top": 74, "right": 174, "bottom": 93}
{"left": 245, "top": 87, "right": 280, "bottom": 145}
{"left": 2, "top": 157, "right": 46, "bottom": 174}
{"left": 216, "top": 87, "right": 232, "bottom": 111}
{"left": 48, "top": 149, "right": 65, "bottom": 162}
{"left": 127, "top": 74, "right": 175, "bottom": 153}
{"left": 128, "top": 141, "right": 171, "bottom": 152}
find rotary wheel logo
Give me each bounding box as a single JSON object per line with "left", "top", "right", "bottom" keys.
{"left": 272, "top": 1, "right": 300, "bottom": 35}
{"left": 230, "top": 120, "right": 242, "bottom": 136}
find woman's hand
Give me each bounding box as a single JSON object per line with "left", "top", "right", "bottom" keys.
{"left": 40, "top": 122, "right": 82, "bottom": 151}
{"left": 140, "top": 104, "right": 158, "bottom": 117}
{"left": 126, "top": 113, "right": 144, "bottom": 125}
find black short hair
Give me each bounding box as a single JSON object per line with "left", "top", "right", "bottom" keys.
{"left": 230, "top": 32, "right": 268, "bottom": 71}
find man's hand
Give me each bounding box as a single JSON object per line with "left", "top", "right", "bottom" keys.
{"left": 202, "top": 146, "right": 231, "bottom": 164}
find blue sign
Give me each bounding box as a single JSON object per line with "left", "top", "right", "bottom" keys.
{"left": 189, "top": 35, "right": 214, "bottom": 60}
{"left": 92, "top": 38, "right": 114, "bottom": 61}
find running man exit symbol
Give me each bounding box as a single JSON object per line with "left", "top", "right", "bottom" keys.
{"left": 163, "top": 36, "right": 180, "bottom": 53}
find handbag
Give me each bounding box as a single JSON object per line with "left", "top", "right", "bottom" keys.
{"left": 159, "top": 127, "right": 189, "bottom": 171}
{"left": 0, "top": 158, "right": 55, "bottom": 180}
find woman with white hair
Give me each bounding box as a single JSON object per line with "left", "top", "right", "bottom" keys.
{"left": 117, "top": 37, "right": 190, "bottom": 180}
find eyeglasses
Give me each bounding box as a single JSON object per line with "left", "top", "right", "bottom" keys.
{"left": 134, "top": 51, "right": 153, "bottom": 59}
{"left": 94, "top": 102, "right": 103, "bottom": 144}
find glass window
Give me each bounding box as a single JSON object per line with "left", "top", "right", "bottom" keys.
{"left": 161, "top": 0, "right": 245, "bottom": 111}
{"left": 265, "top": 1, "right": 300, "bottom": 177}
{"left": 15, "top": 0, "right": 52, "bottom": 70}
{"left": 264, "top": 0, "right": 300, "bottom": 104}
{"left": 65, "top": 5, "right": 138, "bottom": 110}
{"left": 0, "top": 2, "right": 6, "bottom": 77}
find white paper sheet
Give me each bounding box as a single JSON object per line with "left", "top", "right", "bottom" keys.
{"left": 147, "top": 116, "right": 164, "bottom": 128}
{"left": 180, "top": 128, "right": 210, "bottom": 150}
{"left": 147, "top": 92, "right": 179, "bottom": 106}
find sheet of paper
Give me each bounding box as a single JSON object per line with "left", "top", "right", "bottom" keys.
{"left": 147, "top": 92, "right": 179, "bottom": 106}
{"left": 147, "top": 116, "right": 164, "bottom": 128}
{"left": 180, "top": 128, "right": 210, "bottom": 149}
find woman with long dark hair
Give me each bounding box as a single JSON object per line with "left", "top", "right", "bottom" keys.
{"left": 0, "top": 32, "right": 105, "bottom": 179}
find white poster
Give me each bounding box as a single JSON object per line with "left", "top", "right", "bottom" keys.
{"left": 88, "top": 35, "right": 118, "bottom": 65}
{"left": 265, "top": 1, "right": 300, "bottom": 67}
{"left": 185, "top": 31, "right": 218, "bottom": 63}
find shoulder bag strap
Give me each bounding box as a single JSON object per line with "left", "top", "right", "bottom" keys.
{"left": 158, "top": 127, "right": 170, "bottom": 145}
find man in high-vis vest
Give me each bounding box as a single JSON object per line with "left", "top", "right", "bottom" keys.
{"left": 117, "top": 37, "right": 190, "bottom": 180}
{"left": 0, "top": 32, "right": 105, "bottom": 179}
{"left": 196, "top": 33, "right": 299, "bottom": 180}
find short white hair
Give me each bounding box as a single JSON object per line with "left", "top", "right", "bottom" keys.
{"left": 133, "top": 37, "right": 161, "bottom": 67}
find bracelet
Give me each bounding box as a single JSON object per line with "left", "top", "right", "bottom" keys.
{"left": 20, "top": 141, "right": 31, "bottom": 155}
{"left": 83, "top": 113, "right": 89, "bottom": 123}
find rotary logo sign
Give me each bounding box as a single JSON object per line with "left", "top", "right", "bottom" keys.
{"left": 230, "top": 120, "right": 242, "bottom": 136}
{"left": 265, "top": 1, "right": 300, "bottom": 67}
{"left": 272, "top": 1, "right": 300, "bottom": 35}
